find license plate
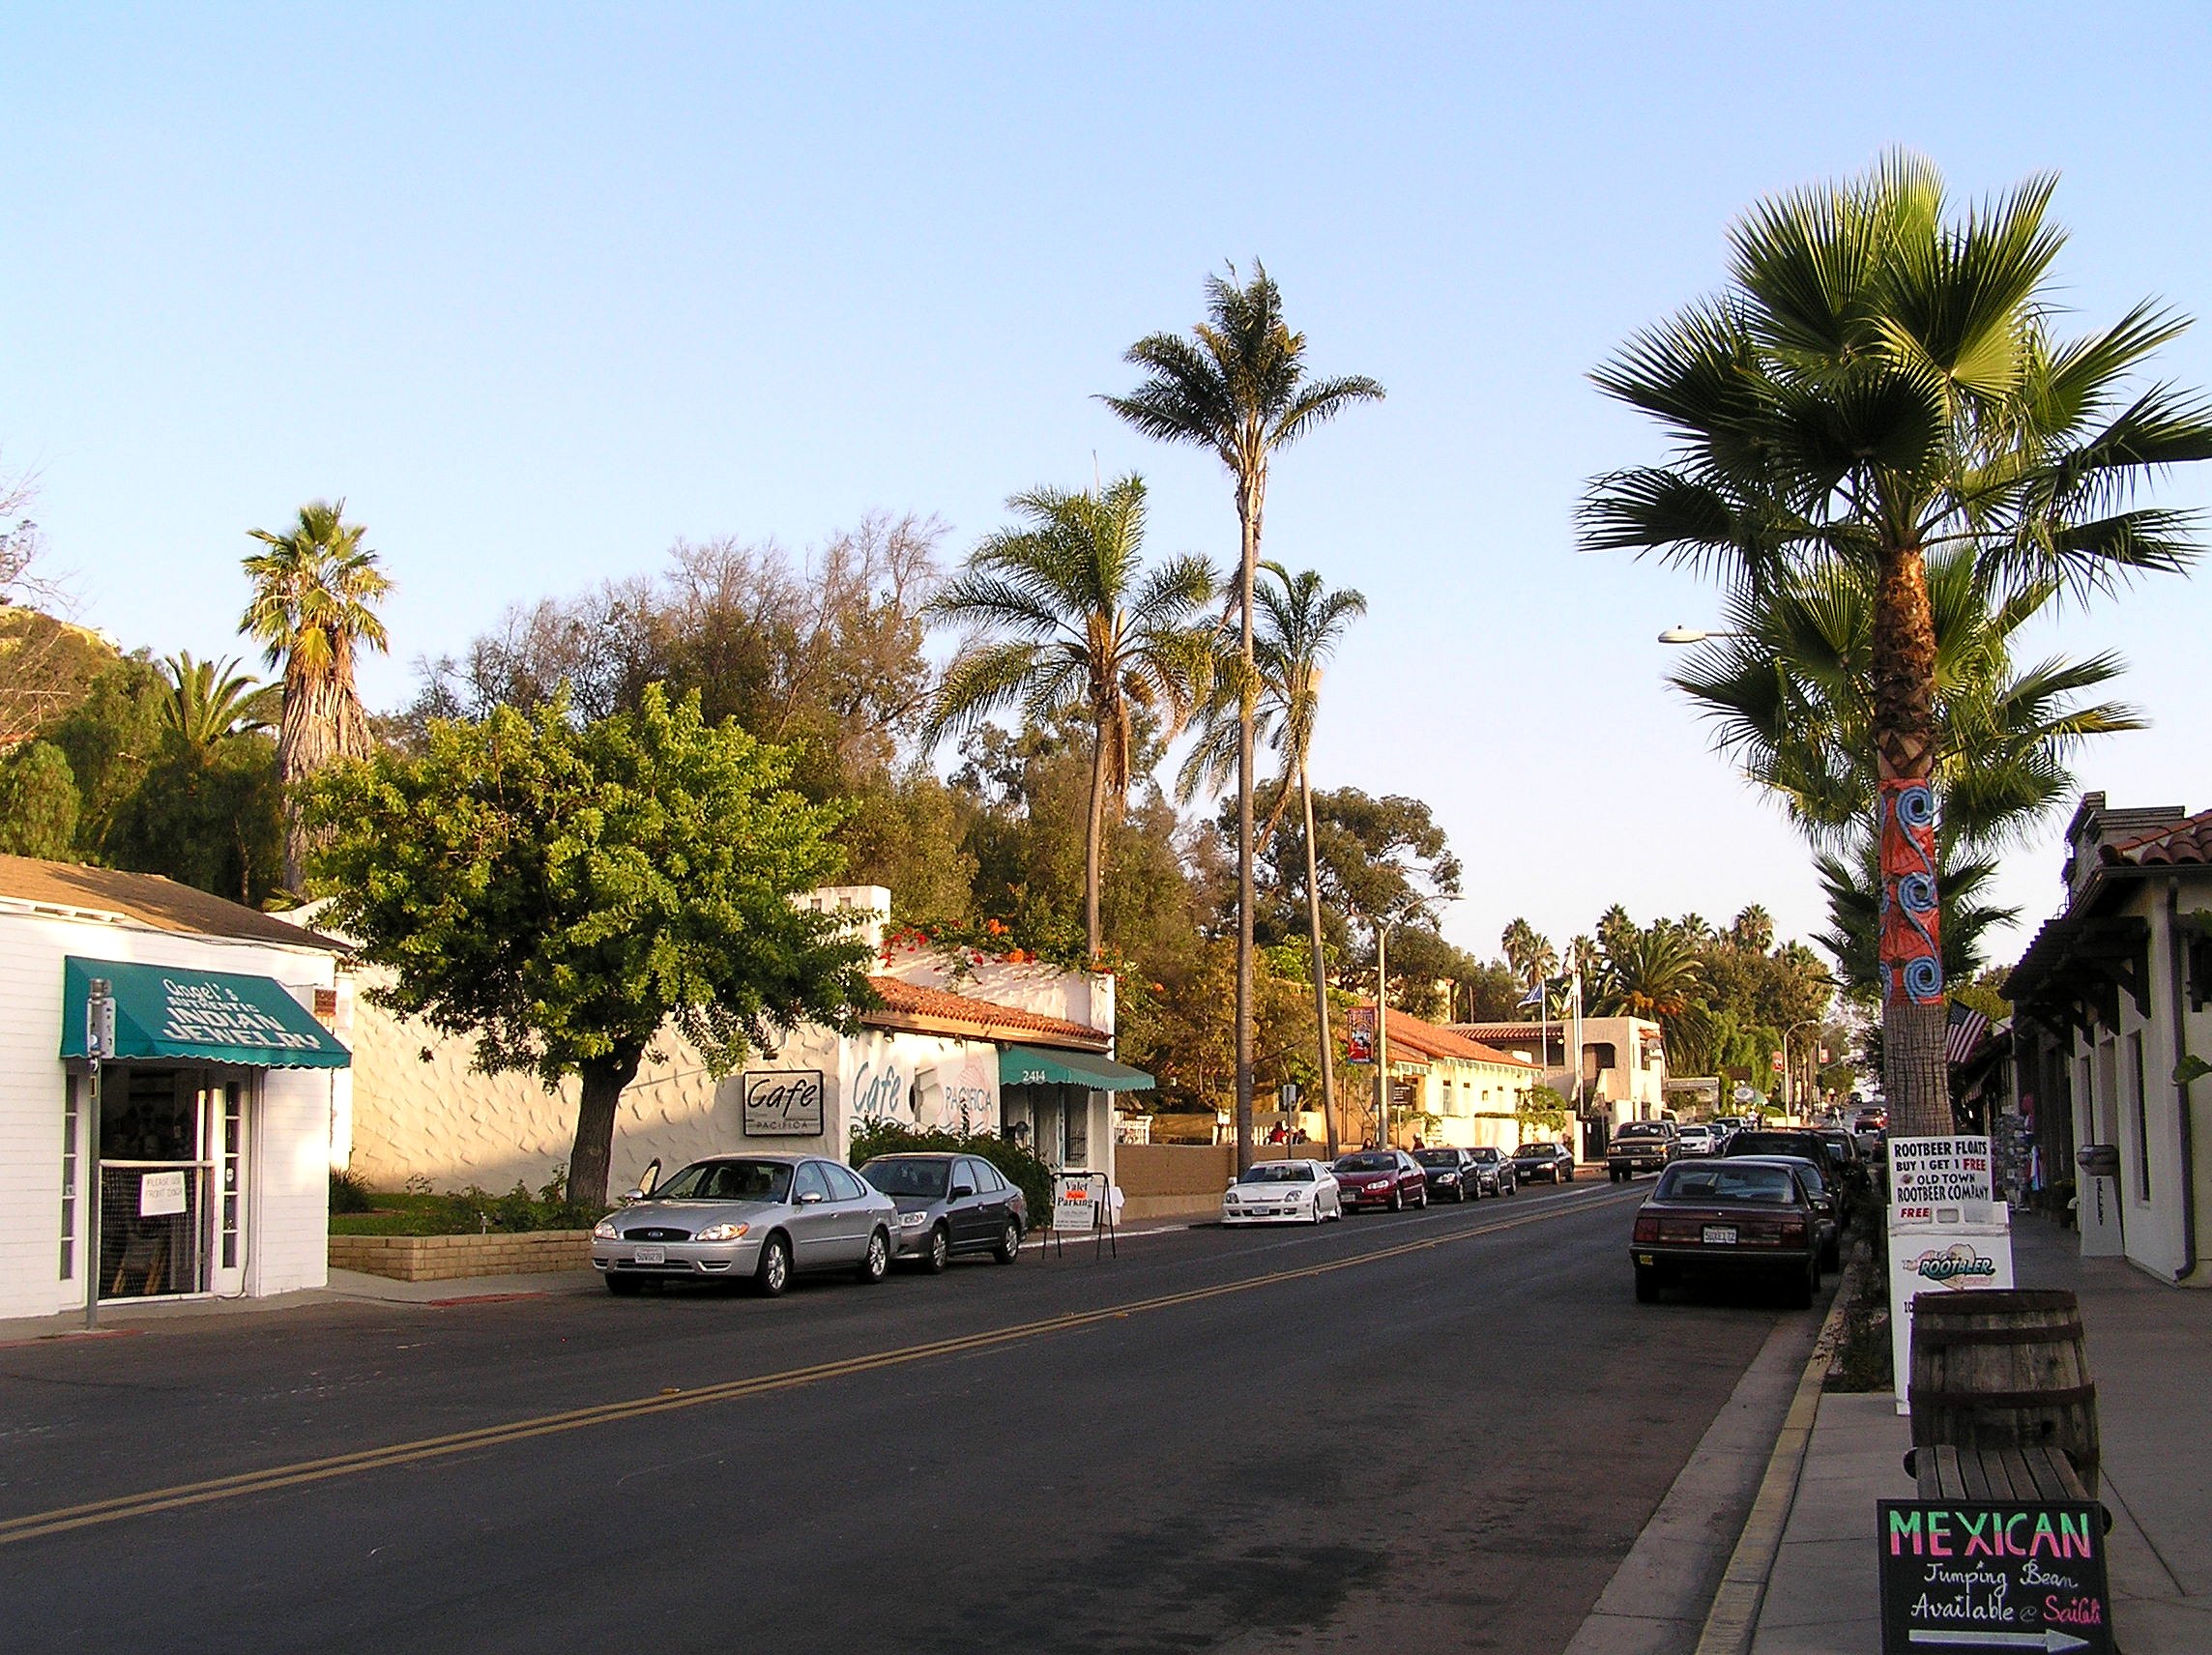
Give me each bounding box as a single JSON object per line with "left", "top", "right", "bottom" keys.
{"left": 633, "top": 1245, "right": 666, "bottom": 1264}
{"left": 1703, "top": 1226, "right": 1737, "bottom": 1246}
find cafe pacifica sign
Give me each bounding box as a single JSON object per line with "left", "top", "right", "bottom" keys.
{"left": 742, "top": 1071, "right": 825, "bottom": 1137}
{"left": 162, "top": 976, "right": 329, "bottom": 1054}
{"left": 1879, "top": 1500, "right": 2112, "bottom": 1653}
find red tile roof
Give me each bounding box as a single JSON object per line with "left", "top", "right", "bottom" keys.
{"left": 2103, "top": 808, "right": 2212, "bottom": 869}
{"left": 1364, "top": 1004, "right": 1537, "bottom": 1069}
{"left": 864, "top": 976, "right": 1108, "bottom": 1051}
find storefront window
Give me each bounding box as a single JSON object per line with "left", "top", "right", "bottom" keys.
{"left": 60, "top": 1073, "right": 80, "bottom": 1281}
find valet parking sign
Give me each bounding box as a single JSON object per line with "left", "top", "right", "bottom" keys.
{"left": 1887, "top": 1134, "right": 2016, "bottom": 1413}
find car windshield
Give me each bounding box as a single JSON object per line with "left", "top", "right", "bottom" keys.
{"left": 1617, "top": 1125, "right": 1665, "bottom": 1139}
{"left": 1412, "top": 1150, "right": 1459, "bottom": 1167}
{"left": 1657, "top": 1163, "right": 1797, "bottom": 1205}
{"left": 861, "top": 1159, "right": 950, "bottom": 1199}
{"left": 1335, "top": 1153, "right": 1397, "bottom": 1172}
{"left": 1731, "top": 1134, "right": 1818, "bottom": 1157}
{"left": 1470, "top": 1148, "right": 1499, "bottom": 1162}
{"left": 1242, "top": 1164, "right": 1315, "bottom": 1183}
{"left": 1515, "top": 1145, "right": 1556, "bottom": 1157}
{"left": 650, "top": 1159, "right": 793, "bottom": 1202}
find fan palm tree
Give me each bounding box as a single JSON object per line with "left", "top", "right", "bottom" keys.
{"left": 1500, "top": 918, "right": 1557, "bottom": 989}
{"left": 1179, "top": 564, "right": 1366, "bottom": 1156}
{"left": 1582, "top": 154, "right": 2212, "bottom": 1131}
{"left": 1593, "top": 922, "right": 1708, "bottom": 1049}
{"left": 241, "top": 500, "right": 393, "bottom": 890}
{"left": 1105, "top": 265, "right": 1382, "bottom": 1171}
{"left": 160, "top": 653, "right": 277, "bottom": 760}
{"left": 922, "top": 475, "right": 1215, "bottom": 958}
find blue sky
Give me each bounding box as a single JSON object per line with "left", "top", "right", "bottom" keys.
{"left": 6, "top": 3, "right": 2210, "bottom": 965}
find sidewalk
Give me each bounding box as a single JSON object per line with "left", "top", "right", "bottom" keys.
{"left": 1748, "top": 1213, "right": 2212, "bottom": 1653}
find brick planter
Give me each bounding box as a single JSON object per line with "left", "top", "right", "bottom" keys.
{"left": 329, "top": 1230, "right": 595, "bottom": 1282}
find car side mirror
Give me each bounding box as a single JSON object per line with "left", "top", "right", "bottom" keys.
{"left": 951, "top": 1184, "right": 975, "bottom": 1200}
{"left": 619, "top": 1188, "right": 644, "bottom": 1205}
{"left": 798, "top": 1190, "right": 825, "bottom": 1205}
{"left": 637, "top": 1158, "right": 661, "bottom": 1197}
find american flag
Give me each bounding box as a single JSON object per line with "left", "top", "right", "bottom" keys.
{"left": 1943, "top": 1006, "right": 1990, "bottom": 1067}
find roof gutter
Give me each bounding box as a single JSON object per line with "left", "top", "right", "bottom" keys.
{"left": 2168, "top": 879, "right": 2199, "bottom": 1284}
{"left": 859, "top": 1006, "right": 1109, "bottom": 1054}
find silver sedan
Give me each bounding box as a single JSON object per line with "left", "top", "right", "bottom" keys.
{"left": 1221, "top": 1159, "right": 1344, "bottom": 1226}
{"left": 592, "top": 1154, "right": 897, "bottom": 1295}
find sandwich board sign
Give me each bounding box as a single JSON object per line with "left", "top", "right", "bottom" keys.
{"left": 1887, "top": 1134, "right": 2015, "bottom": 1413}
{"left": 1878, "top": 1499, "right": 2112, "bottom": 1653}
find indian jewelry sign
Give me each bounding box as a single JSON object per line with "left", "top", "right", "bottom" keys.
{"left": 160, "top": 976, "right": 329, "bottom": 1053}
{"left": 1879, "top": 1500, "right": 2112, "bottom": 1653}
{"left": 742, "top": 1070, "right": 826, "bottom": 1137}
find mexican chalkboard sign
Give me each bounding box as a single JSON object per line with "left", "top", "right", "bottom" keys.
{"left": 1878, "top": 1500, "right": 2112, "bottom": 1653}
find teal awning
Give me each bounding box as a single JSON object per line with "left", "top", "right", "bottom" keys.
{"left": 999, "top": 1043, "right": 1152, "bottom": 1091}
{"left": 60, "top": 957, "right": 350, "bottom": 1069}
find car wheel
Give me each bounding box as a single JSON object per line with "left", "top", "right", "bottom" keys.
{"left": 1562, "top": 1165, "right": 1575, "bottom": 1182}
{"left": 1308, "top": 1203, "right": 1324, "bottom": 1226}
{"left": 1785, "top": 1260, "right": 1816, "bottom": 1310}
{"left": 1388, "top": 1186, "right": 1404, "bottom": 1212}
{"left": 754, "top": 1234, "right": 792, "bottom": 1297}
{"left": 856, "top": 1228, "right": 890, "bottom": 1285}
{"left": 1634, "top": 1264, "right": 1660, "bottom": 1304}
{"left": 1456, "top": 1185, "right": 1469, "bottom": 1203}
{"left": 992, "top": 1218, "right": 1022, "bottom": 1263}
{"left": 923, "top": 1223, "right": 950, "bottom": 1273}
{"left": 605, "top": 1272, "right": 642, "bottom": 1295}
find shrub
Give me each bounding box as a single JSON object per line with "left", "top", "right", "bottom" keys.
{"left": 329, "top": 1168, "right": 375, "bottom": 1214}
{"left": 848, "top": 1119, "right": 1055, "bottom": 1228}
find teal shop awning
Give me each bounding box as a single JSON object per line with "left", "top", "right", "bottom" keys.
{"left": 999, "top": 1044, "right": 1153, "bottom": 1091}
{"left": 60, "top": 957, "right": 351, "bottom": 1069}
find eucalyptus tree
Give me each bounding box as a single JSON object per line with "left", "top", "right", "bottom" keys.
{"left": 241, "top": 500, "right": 393, "bottom": 890}
{"left": 1106, "top": 264, "right": 1382, "bottom": 1170}
{"left": 922, "top": 475, "right": 1215, "bottom": 959}
{"left": 1179, "top": 563, "right": 1366, "bottom": 1155}
{"left": 1583, "top": 155, "right": 2212, "bottom": 1131}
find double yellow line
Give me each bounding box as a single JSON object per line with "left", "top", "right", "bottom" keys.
{"left": 0, "top": 1185, "right": 1636, "bottom": 1547}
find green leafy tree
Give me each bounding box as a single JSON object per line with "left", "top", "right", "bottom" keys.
{"left": 1584, "top": 154, "right": 2212, "bottom": 1131}
{"left": 106, "top": 730, "right": 284, "bottom": 904}
{"left": 302, "top": 685, "right": 875, "bottom": 1206}
{"left": 1106, "top": 263, "right": 1382, "bottom": 1171}
{"left": 922, "top": 475, "right": 1215, "bottom": 959}
{"left": 0, "top": 740, "right": 79, "bottom": 857}
{"left": 1180, "top": 563, "right": 1366, "bottom": 1154}
{"left": 242, "top": 500, "right": 393, "bottom": 890}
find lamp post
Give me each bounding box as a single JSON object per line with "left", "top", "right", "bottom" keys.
{"left": 1655, "top": 626, "right": 1751, "bottom": 645}
{"left": 1374, "top": 918, "right": 1392, "bottom": 1149}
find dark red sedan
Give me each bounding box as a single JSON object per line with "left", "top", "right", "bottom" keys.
{"left": 1331, "top": 1149, "right": 1429, "bottom": 1212}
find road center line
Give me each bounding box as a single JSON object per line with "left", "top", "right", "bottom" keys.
{"left": 0, "top": 1186, "right": 1641, "bottom": 1547}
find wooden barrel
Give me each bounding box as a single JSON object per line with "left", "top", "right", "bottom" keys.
{"left": 1908, "top": 1288, "right": 2099, "bottom": 1495}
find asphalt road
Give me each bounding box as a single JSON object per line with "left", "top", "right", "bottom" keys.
{"left": 0, "top": 1177, "right": 1802, "bottom": 1654}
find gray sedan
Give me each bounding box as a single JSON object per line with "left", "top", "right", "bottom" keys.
{"left": 591, "top": 1154, "right": 897, "bottom": 1295}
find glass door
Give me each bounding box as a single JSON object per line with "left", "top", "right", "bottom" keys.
{"left": 210, "top": 1079, "right": 247, "bottom": 1295}
{"left": 98, "top": 1068, "right": 213, "bottom": 1301}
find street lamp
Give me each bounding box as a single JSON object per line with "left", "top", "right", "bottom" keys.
{"left": 1656, "top": 626, "right": 1750, "bottom": 645}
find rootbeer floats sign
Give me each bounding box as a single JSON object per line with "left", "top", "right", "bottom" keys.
{"left": 1888, "top": 1134, "right": 2016, "bottom": 1413}
{"left": 1879, "top": 1499, "right": 2112, "bottom": 1653}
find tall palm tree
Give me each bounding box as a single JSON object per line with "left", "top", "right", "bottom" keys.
{"left": 1500, "top": 918, "right": 1557, "bottom": 988}
{"left": 241, "top": 500, "right": 393, "bottom": 890}
{"left": 160, "top": 653, "right": 278, "bottom": 760}
{"left": 1105, "top": 264, "right": 1382, "bottom": 1171}
{"left": 1593, "top": 922, "right": 1708, "bottom": 1049}
{"left": 1179, "top": 564, "right": 1366, "bottom": 1156}
{"left": 922, "top": 475, "right": 1215, "bottom": 958}
{"left": 1583, "top": 155, "right": 2212, "bottom": 1132}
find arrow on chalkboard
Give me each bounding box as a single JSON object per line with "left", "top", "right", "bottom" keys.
{"left": 1907, "top": 1630, "right": 2091, "bottom": 1652}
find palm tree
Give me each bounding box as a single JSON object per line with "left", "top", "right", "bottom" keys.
{"left": 922, "top": 475, "right": 1215, "bottom": 958}
{"left": 1105, "top": 264, "right": 1382, "bottom": 1172}
{"left": 1179, "top": 564, "right": 1366, "bottom": 1156}
{"left": 1593, "top": 921, "right": 1707, "bottom": 1042}
{"left": 241, "top": 500, "right": 393, "bottom": 890}
{"left": 1582, "top": 155, "right": 2212, "bottom": 1132}
{"left": 160, "top": 653, "right": 277, "bottom": 760}
{"left": 1500, "top": 918, "right": 1557, "bottom": 988}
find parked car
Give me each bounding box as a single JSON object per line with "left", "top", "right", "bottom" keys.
{"left": 1723, "top": 1128, "right": 1831, "bottom": 1164}
{"left": 593, "top": 1154, "right": 897, "bottom": 1295}
{"left": 1629, "top": 1158, "right": 1822, "bottom": 1307}
{"left": 859, "top": 1152, "right": 1026, "bottom": 1270}
{"left": 1607, "top": 1121, "right": 1678, "bottom": 1181}
{"left": 1412, "top": 1147, "right": 1482, "bottom": 1202}
{"left": 1222, "top": 1159, "right": 1343, "bottom": 1225}
{"left": 1512, "top": 1142, "right": 1578, "bottom": 1184}
{"left": 1853, "top": 1103, "right": 1889, "bottom": 1135}
{"left": 1674, "top": 1123, "right": 1718, "bottom": 1157}
{"left": 1332, "top": 1149, "right": 1429, "bottom": 1211}
{"left": 1733, "top": 1153, "right": 1843, "bottom": 1269}
{"left": 1466, "top": 1145, "right": 1519, "bottom": 1196}
{"left": 1810, "top": 1129, "right": 1874, "bottom": 1201}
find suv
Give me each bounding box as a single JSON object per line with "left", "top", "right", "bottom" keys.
{"left": 1608, "top": 1121, "right": 1678, "bottom": 1181}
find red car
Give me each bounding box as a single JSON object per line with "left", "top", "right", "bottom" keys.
{"left": 1331, "top": 1149, "right": 1429, "bottom": 1212}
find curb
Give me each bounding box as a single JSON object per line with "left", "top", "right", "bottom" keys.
{"left": 1692, "top": 1255, "right": 1861, "bottom": 1655}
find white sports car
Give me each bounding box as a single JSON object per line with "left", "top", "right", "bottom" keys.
{"left": 1221, "top": 1159, "right": 1344, "bottom": 1226}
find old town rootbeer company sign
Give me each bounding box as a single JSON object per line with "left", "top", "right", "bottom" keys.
{"left": 1879, "top": 1500, "right": 2111, "bottom": 1653}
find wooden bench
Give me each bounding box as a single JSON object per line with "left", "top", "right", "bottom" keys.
{"left": 1906, "top": 1441, "right": 2103, "bottom": 1518}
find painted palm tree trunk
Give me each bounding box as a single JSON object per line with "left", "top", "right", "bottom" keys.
{"left": 1873, "top": 546, "right": 1949, "bottom": 1133}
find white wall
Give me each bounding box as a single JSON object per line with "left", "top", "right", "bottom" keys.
{"left": 0, "top": 910, "right": 339, "bottom": 1319}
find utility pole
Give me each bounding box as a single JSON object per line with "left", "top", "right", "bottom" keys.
{"left": 84, "top": 976, "right": 114, "bottom": 1331}
{"left": 1374, "top": 920, "right": 1390, "bottom": 1149}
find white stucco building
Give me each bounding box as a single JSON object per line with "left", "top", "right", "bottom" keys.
{"left": 1453, "top": 1014, "right": 1669, "bottom": 1156}
{"left": 0, "top": 856, "right": 350, "bottom": 1321}
{"left": 338, "top": 887, "right": 1149, "bottom": 1198}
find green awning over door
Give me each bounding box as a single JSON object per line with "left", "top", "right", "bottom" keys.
{"left": 998, "top": 1043, "right": 1153, "bottom": 1091}
{"left": 59, "top": 956, "right": 351, "bottom": 1069}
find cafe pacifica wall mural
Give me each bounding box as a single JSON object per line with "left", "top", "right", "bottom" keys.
{"left": 738, "top": 1028, "right": 1003, "bottom": 1141}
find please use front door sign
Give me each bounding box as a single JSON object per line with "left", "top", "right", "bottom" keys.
{"left": 742, "top": 1070, "right": 825, "bottom": 1137}
{"left": 1878, "top": 1499, "right": 2112, "bottom": 1653}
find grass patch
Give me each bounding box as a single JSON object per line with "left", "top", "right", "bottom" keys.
{"left": 328, "top": 1176, "right": 604, "bottom": 1236}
